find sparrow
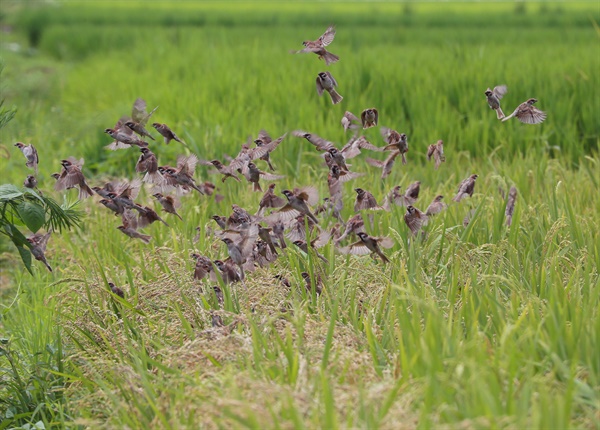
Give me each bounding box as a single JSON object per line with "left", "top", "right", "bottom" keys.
{"left": 258, "top": 226, "right": 278, "bottom": 255}
{"left": 338, "top": 232, "right": 393, "bottom": 264}
{"left": 334, "top": 214, "right": 365, "bottom": 243}
{"left": 354, "top": 188, "right": 382, "bottom": 212}
{"left": 327, "top": 147, "right": 349, "bottom": 172}
{"left": 316, "top": 71, "right": 343, "bottom": 104}
{"left": 257, "top": 183, "right": 286, "bottom": 216}
{"left": 271, "top": 219, "right": 287, "bottom": 249}
{"left": 463, "top": 209, "right": 476, "bottom": 227}
{"left": 292, "top": 130, "right": 335, "bottom": 152}
{"left": 341, "top": 111, "right": 361, "bottom": 132}
{"left": 166, "top": 154, "right": 204, "bottom": 194}
{"left": 425, "top": 195, "right": 447, "bottom": 216}
{"left": 213, "top": 259, "right": 242, "bottom": 285}
{"left": 286, "top": 214, "right": 319, "bottom": 243}
{"left": 427, "top": 140, "right": 445, "bottom": 170}
{"left": 14, "top": 142, "right": 39, "bottom": 173}
{"left": 152, "top": 193, "right": 183, "bottom": 220}
{"left": 292, "top": 239, "right": 329, "bottom": 264}
{"left": 211, "top": 215, "right": 227, "bottom": 230}
{"left": 99, "top": 199, "right": 122, "bottom": 216}
{"left": 254, "top": 130, "right": 286, "bottom": 171}
{"left": 453, "top": 174, "right": 478, "bottom": 202}
{"left": 502, "top": 98, "right": 546, "bottom": 124}
{"left": 227, "top": 136, "right": 283, "bottom": 172}
{"left": 152, "top": 123, "right": 185, "bottom": 145}
{"left": 202, "top": 159, "right": 241, "bottom": 183}
{"left": 54, "top": 157, "right": 94, "bottom": 199}
{"left": 366, "top": 150, "right": 401, "bottom": 179}
{"left": 23, "top": 175, "right": 37, "bottom": 189}
{"left": 404, "top": 205, "right": 428, "bottom": 236}
{"left": 105, "top": 179, "right": 144, "bottom": 214}
{"left": 291, "top": 25, "right": 339, "bottom": 65}
{"left": 315, "top": 197, "right": 344, "bottom": 224}
{"left": 136, "top": 147, "right": 163, "bottom": 185}
{"left": 191, "top": 253, "right": 213, "bottom": 281}
{"left": 124, "top": 98, "right": 158, "bottom": 141}
{"left": 240, "top": 161, "right": 285, "bottom": 192}
{"left": 27, "top": 231, "right": 52, "bottom": 272}
{"left": 108, "top": 282, "right": 125, "bottom": 298}
{"left": 136, "top": 205, "right": 170, "bottom": 228}
{"left": 105, "top": 116, "right": 148, "bottom": 150}
{"left": 340, "top": 135, "right": 382, "bottom": 159}
{"left": 301, "top": 272, "right": 323, "bottom": 295}
{"left": 505, "top": 186, "right": 517, "bottom": 227}
{"left": 484, "top": 85, "right": 507, "bottom": 119}
{"left": 220, "top": 225, "right": 258, "bottom": 280}
{"left": 380, "top": 128, "right": 408, "bottom": 164}
{"left": 361, "top": 108, "right": 379, "bottom": 129}
{"left": 404, "top": 181, "right": 421, "bottom": 203}
{"left": 117, "top": 209, "right": 152, "bottom": 244}
{"left": 276, "top": 188, "right": 320, "bottom": 224}
{"left": 274, "top": 274, "right": 291, "bottom": 289}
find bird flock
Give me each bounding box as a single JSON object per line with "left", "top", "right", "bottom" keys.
{"left": 13, "top": 25, "right": 542, "bottom": 296}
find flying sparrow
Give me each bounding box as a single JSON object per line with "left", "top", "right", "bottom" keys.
{"left": 275, "top": 188, "right": 320, "bottom": 224}
{"left": 453, "top": 174, "right": 478, "bottom": 202}
{"left": 427, "top": 140, "right": 445, "bottom": 170}
{"left": 335, "top": 214, "right": 365, "bottom": 243}
{"left": 361, "top": 108, "right": 379, "bottom": 129}
{"left": 240, "top": 161, "right": 285, "bottom": 192}
{"left": 152, "top": 193, "right": 183, "bottom": 220}
{"left": 136, "top": 147, "right": 164, "bottom": 185}
{"left": 502, "top": 98, "right": 546, "bottom": 124}
{"left": 257, "top": 183, "right": 286, "bottom": 216}
{"left": 54, "top": 157, "right": 94, "bottom": 199}
{"left": 202, "top": 159, "right": 241, "bottom": 183}
{"left": 292, "top": 239, "right": 329, "bottom": 264}
{"left": 152, "top": 123, "right": 185, "bottom": 145}
{"left": 124, "top": 98, "right": 158, "bottom": 141}
{"left": 404, "top": 205, "right": 428, "bottom": 236}
{"left": 117, "top": 209, "right": 152, "bottom": 244}
{"left": 213, "top": 259, "right": 242, "bottom": 285}
{"left": 341, "top": 111, "right": 360, "bottom": 132}
{"left": 425, "top": 195, "right": 447, "bottom": 216}
{"left": 340, "top": 135, "right": 382, "bottom": 159}
{"left": 291, "top": 25, "right": 339, "bottom": 65}
{"left": 505, "top": 186, "right": 517, "bottom": 226}
{"left": 338, "top": 232, "right": 393, "bottom": 264}
{"left": 366, "top": 150, "right": 401, "bottom": 179}
{"left": 354, "top": 188, "right": 382, "bottom": 212}
{"left": 484, "top": 85, "right": 507, "bottom": 119}
{"left": 105, "top": 116, "right": 148, "bottom": 150}
{"left": 380, "top": 128, "right": 408, "bottom": 164}
{"left": 292, "top": 130, "right": 335, "bottom": 152}
{"left": 14, "top": 142, "right": 39, "bottom": 173}
{"left": 253, "top": 130, "right": 286, "bottom": 171}
{"left": 316, "top": 71, "right": 343, "bottom": 104}
{"left": 23, "top": 175, "right": 38, "bottom": 189}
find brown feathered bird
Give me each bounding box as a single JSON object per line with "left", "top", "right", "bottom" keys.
{"left": 427, "top": 140, "right": 445, "bottom": 170}
{"left": 505, "top": 186, "right": 517, "bottom": 226}
{"left": 54, "top": 157, "right": 94, "bottom": 199}
{"left": 366, "top": 151, "right": 401, "bottom": 179}
{"left": 380, "top": 128, "right": 408, "bottom": 164}
{"left": 425, "top": 195, "right": 447, "bottom": 216}
{"left": 484, "top": 85, "right": 507, "bottom": 119}
{"left": 152, "top": 123, "right": 185, "bottom": 145}
{"left": 124, "top": 98, "right": 158, "bottom": 141}
{"left": 291, "top": 25, "right": 339, "bottom": 65}
{"left": 316, "top": 71, "right": 343, "bottom": 104}
{"left": 338, "top": 232, "right": 393, "bottom": 264}
{"left": 361, "top": 108, "right": 379, "bottom": 129}
{"left": 404, "top": 205, "right": 428, "bottom": 236}
{"left": 502, "top": 98, "right": 546, "bottom": 124}
{"left": 14, "top": 142, "right": 39, "bottom": 173}
{"left": 453, "top": 174, "right": 478, "bottom": 202}
{"left": 354, "top": 188, "right": 382, "bottom": 212}
{"left": 27, "top": 231, "right": 52, "bottom": 272}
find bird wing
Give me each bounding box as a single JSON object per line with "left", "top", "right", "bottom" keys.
{"left": 493, "top": 85, "right": 508, "bottom": 99}
{"left": 316, "top": 76, "right": 325, "bottom": 96}
{"left": 318, "top": 25, "right": 336, "bottom": 47}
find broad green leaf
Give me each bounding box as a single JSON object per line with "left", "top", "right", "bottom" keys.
{"left": 0, "top": 184, "right": 23, "bottom": 201}
{"left": 17, "top": 201, "right": 45, "bottom": 233}
{"left": 16, "top": 244, "right": 33, "bottom": 275}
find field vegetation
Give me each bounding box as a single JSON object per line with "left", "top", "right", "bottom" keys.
{"left": 0, "top": 1, "right": 598, "bottom": 428}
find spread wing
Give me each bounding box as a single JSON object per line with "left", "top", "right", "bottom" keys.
{"left": 318, "top": 25, "right": 336, "bottom": 47}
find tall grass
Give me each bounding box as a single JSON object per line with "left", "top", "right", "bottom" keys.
{"left": 1, "top": 2, "right": 598, "bottom": 428}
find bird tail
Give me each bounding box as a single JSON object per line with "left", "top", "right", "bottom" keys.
{"left": 328, "top": 89, "right": 343, "bottom": 105}
{"left": 139, "top": 234, "right": 152, "bottom": 244}
{"left": 378, "top": 251, "right": 390, "bottom": 264}
{"left": 253, "top": 182, "right": 262, "bottom": 192}
{"left": 401, "top": 153, "right": 407, "bottom": 165}
{"left": 267, "top": 160, "right": 275, "bottom": 171}
{"left": 143, "top": 171, "right": 165, "bottom": 185}
{"left": 496, "top": 107, "right": 505, "bottom": 120}
{"left": 174, "top": 212, "right": 183, "bottom": 221}
{"left": 79, "top": 183, "right": 94, "bottom": 200}
{"left": 322, "top": 51, "right": 339, "bottom": 66}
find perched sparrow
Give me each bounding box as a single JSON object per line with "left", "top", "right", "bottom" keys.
{"left": 361, "top": 108, "right": 379, "bottom": 129}
{"left": 14, "top": 142, "right": 39, "bottom": 173}
{"left": 257, "top": 183, "right": 286, "bottom": 216}
{"left": 291, "top": 25, "right": 339, "bottom": 65}
{"left": 316, "top": 71, "right": 343, "bottom": 104}
{"left": 338, "top": 232, "right": 393, "bottom": 264}
{"left": 108, "top": 282, "right": 125, "bottom": 298}
{"left": 274, "top": 274, "right": 291, "bottom": 289}
{"left": 152, "top": 193, "right": 183, "bottom": 220}
{"left": 502, "top": 98, "right": 546, "bottom": 124}
{"left": 340, "top": 135, "right": 382, "bottom": 159}
{"left": 55, "top": 157, "right": 94, "bottom": 199}
{"left": 505, "top": 186, "right": 517, "bottom": 227}
{"left": 404, "top": 205, "right": 428, "bottom": 236}
{"left": 191, "top": 253, "right": 213, "bottom": 281}
{"left": 136, "top": 147, "right": 163, "bottom": 185}
{"left": 380, "top": 128, "right": 408, "bottom": 164}
{"left": 292, "top": 130, "right": 335, "bottom": 152}
{"left": 335, "top": 214, "right": 365, "bottom": 243}
{"left": 152, "top": 123, "right": 185, "bottom": 145}
{"left": 366, "top": 151, "right": 401, "bottom": 179}
{"left": 276, "top": 188, "right": 320, "bottom": 224}
{"left": 425, "top": 195, "right": 447, "bottom": 216}
{"left": 125, "top": 98, "right": 158, "bottom": 141}
{"left": 427, "top": 140, "right": 445, "bottom": 170}
{"left": 240, "top": 161, "right": 285, "bottom": 192}
{"left": 105, "top": 116, "right": 148, "bottom": 150}
{"left": 354, "top": 188, "right": 382, "bottom": 212}
{"left": 301, "top": 272, "right": 323, "bottom": 295}
{"left": 341, "top": 111, "right": 361, "bottom": 132}
{"left": 27, "top": 231, "right": 52, "bottom": 272}
{"left": 23, "top": 175, "right": 37, "bottom": 189}
{"left": 254, "top": 130, "right": 286, "bottom": 171}
{"left": 117, "top": 209, "right": 152, "bottom": 244}
{"left": 453, "top": 174, "right": 478, "bottom": 202}
{"left": 484, "top": 85, "right": 507, "bottom": 119}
